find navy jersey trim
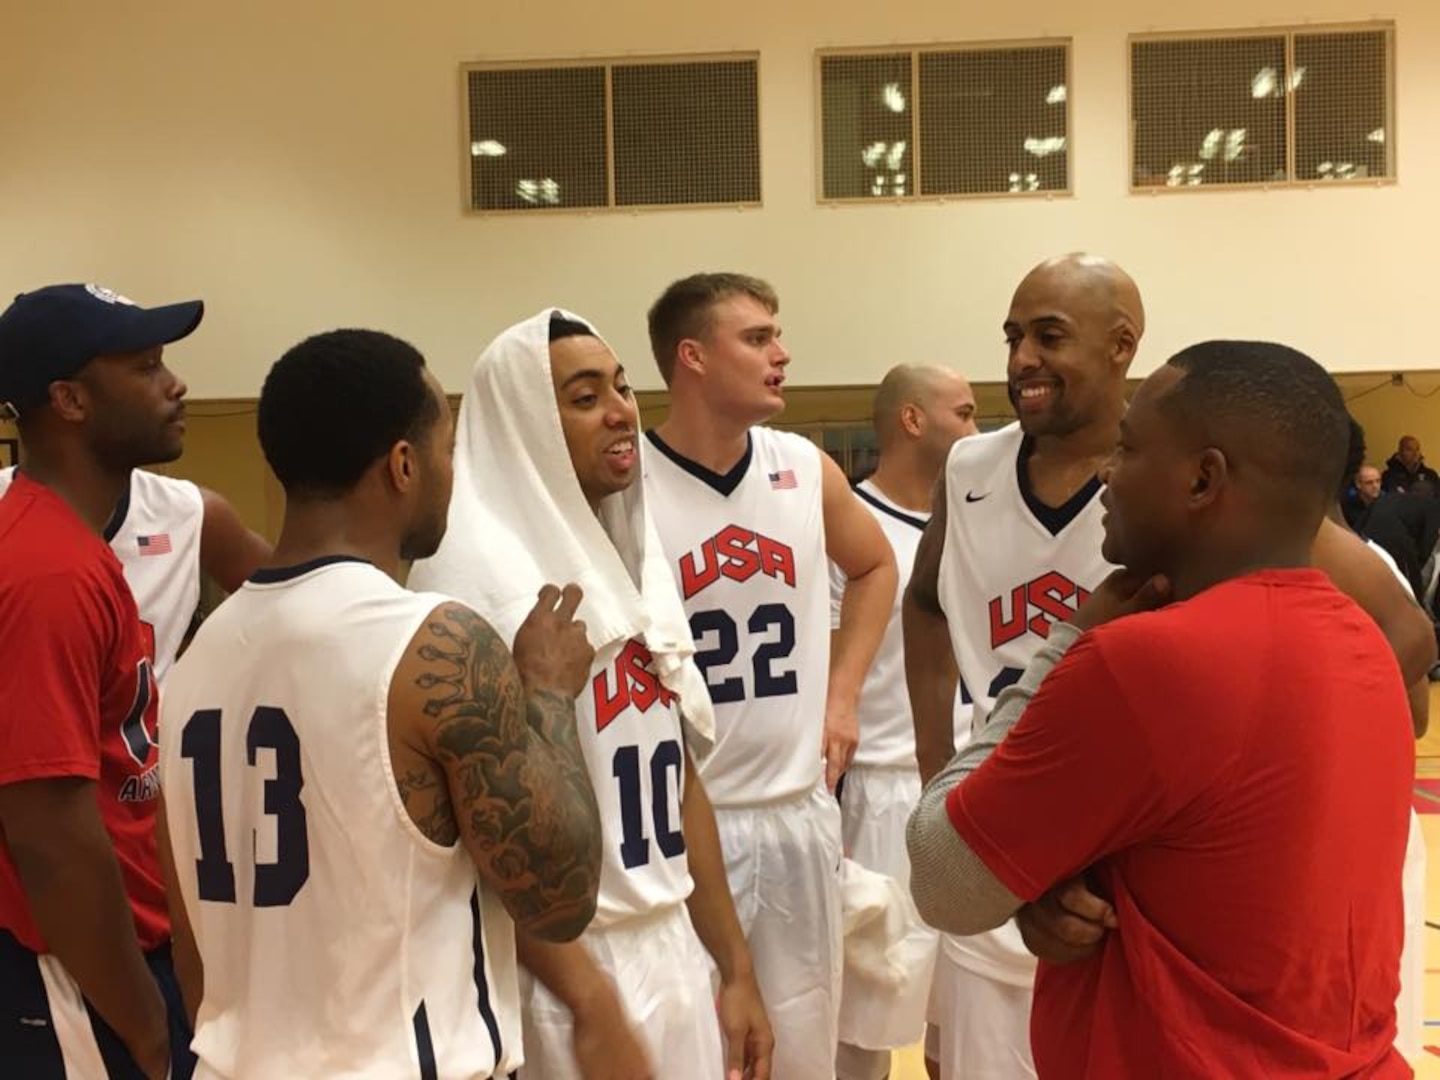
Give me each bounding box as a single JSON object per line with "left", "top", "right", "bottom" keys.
{"left": 412, "top": 1002, "right": 438, "bottom": 1080}
{"left": 854, "top": 485, "right": 927, "bottom": 531}
{"left": 645, "top": 429, "right": 752, "bottom": 497}
{"left": 248, "top": 555, "right": 372, "bottom": 584}
{"left": 84, "top": 996, "right": 149, "bottom": 1079}
{"left": 470, "top": 890, "right": 504, "bottom": 1066}
{"left": 0, "top": 930, "right": 66, "bottom": 1079}
{"left": 102, "top": 484, "right": 132, "bottom": 543}
{"left": 1015, "top": 437, "right": 1103, "bottom": 538}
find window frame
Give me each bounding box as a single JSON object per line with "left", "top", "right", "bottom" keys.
{"left": 459, "top": 51, "right": 764, "bottom": 216}
{"left": 813, "top": 38, "right": 1074, "bottom": 206}
{"left": 1126, "top": 21, "right": 1396, "bottom": 195}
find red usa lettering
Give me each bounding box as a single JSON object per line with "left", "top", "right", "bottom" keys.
{"left": 988, "top": 571, "right": 1092, "bottom": 648}
{"left": 679, "top": 525, "right": 796, "bottom": 600}
{"left": 593, "top": 640, "right": 678, "bottom": 733}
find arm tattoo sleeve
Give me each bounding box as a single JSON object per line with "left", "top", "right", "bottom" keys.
{"left": 394, "top": 764, "right": 460, "bottom": 847}
{"left": 413, "top": 604, "right": 602, "bottom": 940}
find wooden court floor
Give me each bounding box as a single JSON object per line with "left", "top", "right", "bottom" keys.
{"left": 888, "top": 684, "right": 1440, "bottom": 1080}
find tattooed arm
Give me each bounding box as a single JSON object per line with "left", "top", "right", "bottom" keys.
{"left": 388, "top": 585, "right": 603, "bottom": 943}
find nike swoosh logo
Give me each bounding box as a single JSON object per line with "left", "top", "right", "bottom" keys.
{"left": 965, "top": 491, "right": 989, "bottom": 503}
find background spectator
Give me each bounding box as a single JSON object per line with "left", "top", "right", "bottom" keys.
{"left": 1382, "top": 436, "right": 1440, "bottom": 494}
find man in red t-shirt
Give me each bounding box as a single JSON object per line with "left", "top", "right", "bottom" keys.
{"left": 0, "top": 284, "right": 203, "bottom": 1079}
{"left": 907, "top": 340, "right": 1414, "bottom": 1078}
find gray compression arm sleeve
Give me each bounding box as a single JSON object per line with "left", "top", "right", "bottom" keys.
{"left": 906, "top": 621, "right": 1084, "bottom": 935}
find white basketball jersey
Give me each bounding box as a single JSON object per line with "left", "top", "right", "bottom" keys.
{"left": 0, "top": 466, "right": 202, "bottom": 682}
{"left": 159, "top": 558, "right": 520, "bottom": 1080}
{"left": 825, "top": 481, "right": 927, "bottom": 769}
{"left": 937, "top": 423, "right": 1115, "bottom": 735}
{"left": 643, "top": 427, "right": 830, "bottom": 808}
{"left": 582, "top": 638, "right": 694, "bottom": 927}
{"left": 935, "top": 423, "right": 1114, "bottom": 984}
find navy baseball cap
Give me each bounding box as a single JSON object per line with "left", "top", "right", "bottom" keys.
{"left": 0, "top": 284, "right": 204, "bottom": 416}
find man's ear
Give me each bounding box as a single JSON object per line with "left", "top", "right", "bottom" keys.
{"left": 1111, "top": 323, "right": 1139, "bottom": 371}
{"left": 1189, "top": 447, "right": 1228, "bottom": 509}
{"left": 899, "top": 402, "right": 924, "bottom": 438}
{"left": 675, "top": 338, "right": 705, "bottom": 379}
{"left": 48, "top": 380, "right": 88, "bottom": 423}
{"left": 385, "top": 439, "right": 416, "bottom": 493}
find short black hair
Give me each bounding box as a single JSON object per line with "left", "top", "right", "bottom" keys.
{"left": 1163, "top": 341, "right": 1348, "bottom": 508}
{"left": 549, "top": 312, "right": 595, "bottom": 343}
{"left": 1342, "top": 416, "right": 1367, "bottom": 500}
{"left": 258, "top": 329, "right": 441, "bottom": 498}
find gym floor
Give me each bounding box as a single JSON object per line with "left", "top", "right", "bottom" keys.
{"left": 889, "top": 684, "right": 1440, "bottom": 1080}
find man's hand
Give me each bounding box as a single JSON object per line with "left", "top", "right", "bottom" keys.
{"left": 1069, "top": 570, "right": 1170, "bottom": 633}
{"left": 823, "top": 701, "right": 859, "bottom": 793}
{"left": 716, "top": 970, "right": 773, "bottom": 1080}
{"left": 512, "top": 584, "right": 594, "bottom": 697}
{"left": 570, "top": 977, "right": 654, "bottom": 1080}
{"left": 0, "top": 778, "right": 171, "bottom": 1075}
{"left": 1016, "top": 876, "right": 1117, "bottom": 966}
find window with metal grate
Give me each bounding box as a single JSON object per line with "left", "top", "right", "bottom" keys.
{"left": 463, "top": 55, "right": 760, "bottom": 213}
{"left": 817, "top": 41, "right": 1070, "bottom": 203}
{"left": 1129, "top": 23, "right": 1393, "bottom": 191}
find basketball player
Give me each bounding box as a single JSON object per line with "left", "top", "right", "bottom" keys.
{"left": 0, "top": 468, "right": 272, "bottom": 681}
{"left": 642, "top": 274, "right": 898, "bottom": 1080}
{"left": 159, "top": 329, "right": 605, "bottom": 1078}
{"left": 0, "top": 283, "right": 203, "bottom": 1079}
{"left": 410, "top": 311, "right": 771, "bottom": 1080}
{"left": 831, "top": 364, "right": 977, "bottom": 1080}
{"left": 906, "top": 255, "right": 1435, "bottom": 1077}
{"left": 907, "top": 341, "right": 1412, "bottom": 1075}
{"left": 904, "top": 253, "right": 1141, "bottom": 1078}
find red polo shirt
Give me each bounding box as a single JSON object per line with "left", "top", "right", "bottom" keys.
{"left": 949, "top": 569, "right": 1412, "bottom": 1078}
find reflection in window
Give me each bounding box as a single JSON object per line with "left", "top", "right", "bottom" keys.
{"left": 1130, "top": 25, "right": 1393, "bottom": 190}
{"left": 820, "top": 44, "right": 1070, "bottom": 201}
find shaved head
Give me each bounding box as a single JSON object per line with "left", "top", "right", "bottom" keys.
{"left": 1019, "top": 253, "right": 1146, "bottom": 346}
{"left": 1005, "top": 252, "right": 1145, "bottom": 437}
{"left": 870, "top": 363, "right": 977, "bottom": 482}
{"left": 873, "top": 364, "right": 970, "bottom": 445}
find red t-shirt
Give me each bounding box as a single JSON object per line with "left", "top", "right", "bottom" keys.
{"left": 948, "top": 569, "right": 1413, "bottom": 1079}
{"left": 0, "top": 472, "right": 169, "bottom": 953}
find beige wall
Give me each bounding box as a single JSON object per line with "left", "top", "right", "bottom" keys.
{"left": 6, "top": 367, "right": 1435, "bottom": 537}
{"left": 3, "top": 0, "right": 1439, "bottom": 400}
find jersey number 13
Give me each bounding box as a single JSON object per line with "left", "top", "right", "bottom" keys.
{"left": 179, "top": 707, "right": 310, "bottom": 907}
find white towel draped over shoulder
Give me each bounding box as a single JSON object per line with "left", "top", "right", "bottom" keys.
{"left": 408, "top": 308, "right": 714, "bottom": 752}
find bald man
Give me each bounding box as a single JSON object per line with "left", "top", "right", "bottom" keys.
{"left": 907, "top": 256, "right": 1436, "bottom": 1077}
{"left": 830, "top": 365, "right": 977, "bottom": 1080}
{"left": 1343, "top": 464, "right": 1384, "bottom": 533}
{"left": 904, "top": 252, "right": 1142, "bottom": 1079}
{"left": 1382, "top": 436, "right": 1440, "bottom": 495}
{"left": 907, "top": 341, "right": 1411, "bottom": 1076}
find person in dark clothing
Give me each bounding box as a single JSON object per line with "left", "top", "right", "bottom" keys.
{"left": 1381, "top": 436, "right": 1440, "bottom": 494}
{"left": 1366, "top": 490, "right": 1440, "bottom": 603}
{"left": 1343, "top": 464, "right": 1385, "bottom": 534}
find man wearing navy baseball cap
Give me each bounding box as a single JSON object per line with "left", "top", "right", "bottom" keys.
{"left": 0, "top": 283, "right": 201, "bottom": 1079}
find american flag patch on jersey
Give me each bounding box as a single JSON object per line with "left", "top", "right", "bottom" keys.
{"left": 768, "top": 469, "right": 797, "bottom": 490}
{"left": 137, "top": 533, "right": 172, "bottom": 556}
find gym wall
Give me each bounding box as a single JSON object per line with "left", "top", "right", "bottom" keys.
{"left": 3, "top": 0, "right": 1437, "bottom": 532}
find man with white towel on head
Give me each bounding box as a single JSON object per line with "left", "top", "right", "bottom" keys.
{"left": 410, "top": 311, "right": 773, "bottom": 1080}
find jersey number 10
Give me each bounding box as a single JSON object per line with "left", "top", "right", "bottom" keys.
{"left": 180, "top": 707, "right": 310, "bottom": 907}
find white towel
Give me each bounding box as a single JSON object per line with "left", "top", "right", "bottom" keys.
{"left": 409, "top": 308, "right": 714, "bottom": 751}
